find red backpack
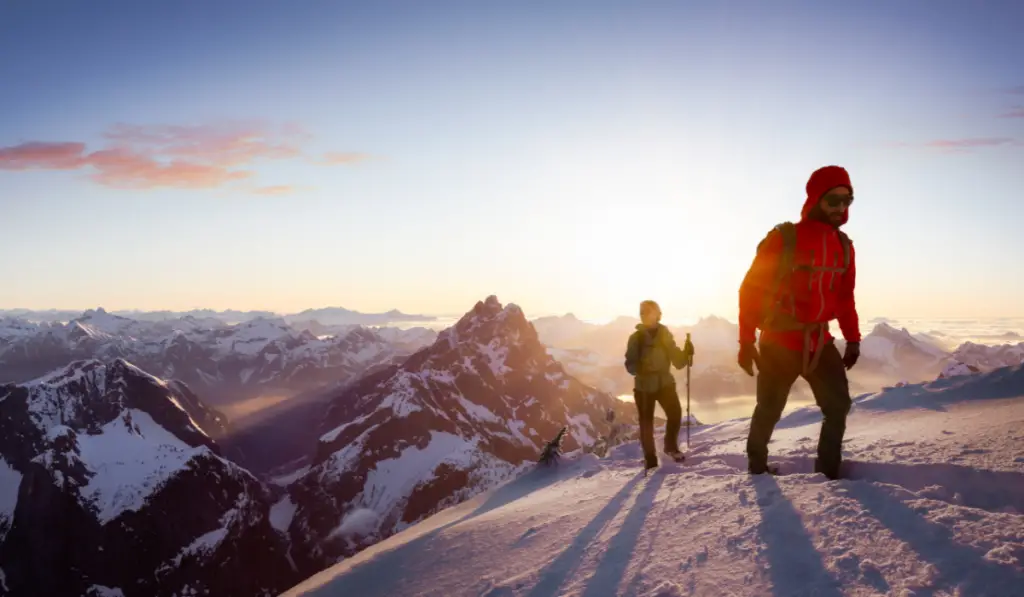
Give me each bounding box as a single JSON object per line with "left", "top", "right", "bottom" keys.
{"left": 751, "top": 222, "right": 851, "bottom": 372}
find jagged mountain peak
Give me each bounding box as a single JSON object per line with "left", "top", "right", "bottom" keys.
{"left": 436, "top": 295, "right": 532, "bottom": 351}
{"left": 291, "top": 297, "right": 634, "bottom": 574}
{"left": 16, "top": 358, "right": 223, "bottom": 448}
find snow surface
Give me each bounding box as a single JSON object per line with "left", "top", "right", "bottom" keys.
{"left": 76, "top": 409, "right": 211, "bottom": 524}
{"left": 270, "top": 496, "right": 298, "bottom": 533}
{"left": 85, "top": 586, "right": 125, "bottom": 597}
{"left": 283, "top": 366, "right": 1024, "bottom": 597}
{"left": 357, "top": 431, "right": 477, "bottom": 521}
{"left": 0, "top": 457, "right": 21, "bottom": 538}
{"left": 331, "top": 508, "right": 380, "bottom": 540}
{"left": 941, "top": 361, "right": 977, "bottom": 378}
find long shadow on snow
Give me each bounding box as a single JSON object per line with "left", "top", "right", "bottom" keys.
{"left": 291, "top": 465, "right": 580, "bottom": 597}
{"left": 686, "top": 454, "right": 1024, "bottom": 514}
{"left": 578, "top": 474, "right": 665, "bottom": 597}
{"left": 753, "top": 475, "right": 844, "bottom": 597}
{"left": 846, "top": 481, "right": 1024, "bottom": 595}
{"left": 524, "top": 473, "right": 648, "bottom": 597}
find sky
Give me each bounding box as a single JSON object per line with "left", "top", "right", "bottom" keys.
{"left": 2, "top": 0, "right": 1024, "bottom": 322}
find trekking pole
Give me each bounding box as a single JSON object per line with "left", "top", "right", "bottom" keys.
{"left": 685, "top": 332, "right": 692, "bottom": 449}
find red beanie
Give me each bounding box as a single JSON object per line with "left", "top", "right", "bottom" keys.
{"left": 807, "top": 165, "right": 852, "bottom": 201}
{"left": 802, "top": 165, "right": 853, "bottom": 221}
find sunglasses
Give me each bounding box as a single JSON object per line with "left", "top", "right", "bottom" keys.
{"left": 823, "top": 193, "right": 854, "bottom": 208}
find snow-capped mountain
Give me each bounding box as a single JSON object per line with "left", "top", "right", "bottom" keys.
{"left": 0, "top": 311, "right": 437, "bottom": 411}
{"left": 279, "top": 296, "right": 636, "bottom": 576}
{"left": 282, "top": 363, "right": 1024, "bottom": 597}
{"left": 283, "top": 307, "right": 436, "bottom": 327}
{"left": 939, "top": 361, "right": 982, "bottom": 378}
{"left": 952, "top": 341, "right": 1024, "bottom": 371}
{"left": 0, "top": 359, "right": 298, "bottom": 597}
{"left": 1, "top": 306, "right": 436, "bottom": 327}
{"left": 837, "top": 322, "right": 952, "bottom": 380}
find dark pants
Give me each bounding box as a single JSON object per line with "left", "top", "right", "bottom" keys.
{"left": 634, "top": 384, "right": 682, "bottom": 463}
{"left": 746, "top": 340, "right": 852, "bottom": 476}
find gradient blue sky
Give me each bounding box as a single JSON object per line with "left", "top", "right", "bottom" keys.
{"left": 2, "top": 0, "right": 1023, "bottom": 321}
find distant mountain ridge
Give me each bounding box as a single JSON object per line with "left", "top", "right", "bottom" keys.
{"left": 2, "top": 306, "right": 437, "bottom": 326}
{"left": 0, "top": 310, "right": 437, "bottom": 411}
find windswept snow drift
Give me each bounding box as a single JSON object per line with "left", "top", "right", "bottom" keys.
{"left": 283, "top": 365, "right": 1024, "bottom": 597}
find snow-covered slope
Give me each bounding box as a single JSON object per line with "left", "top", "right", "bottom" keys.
{"left": 939, "top": 361, "right": 982, "bottom": 378}
{"left": 0, "top": 360, "right": 297, "bottom": 597}
{"left": 283, "top": 364, "right": 1024, "bottom": 597}
{"left": 281, "top": 296, "right": 637, "bottom": 577}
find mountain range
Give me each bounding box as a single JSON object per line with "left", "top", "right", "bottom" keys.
{"left": 0, "top": 296, "right": 635, "bottom": 597}
{"left": 0, "top": 306, "right": 436, "bottom": 327}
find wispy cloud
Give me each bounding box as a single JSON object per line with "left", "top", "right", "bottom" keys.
{"left": 320, "top": 151, "right": 371, "bottom": 165}
{"left": 999, "top": 107, "right": 1024, "bottom": 118}
{"left": 0, "top": 123, "right": 364, "bottom": 190}
{"left": 886, "top": 137, "right": 1021, "bottom": 152}
{"left": 1005, "top": 85, "right": 1024, "bottom": 95}
{"left": 251, "top": 185, "right": 299, "bottom": 196}
{"left": 0, "top": 142, "right": 88, "bottom": 170}
{"left": 925, "top": 137, "right": 1019, "bottom": 149}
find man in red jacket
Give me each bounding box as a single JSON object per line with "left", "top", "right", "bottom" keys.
{"left": 737, "top": 165, "right": 862, "bottom": 480}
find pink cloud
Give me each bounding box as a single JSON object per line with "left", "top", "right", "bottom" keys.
{"left": 104, "top": 123, "right": 305, "bottom": 166}
{"left": 0, "top": 122, "right": 366, "bottom": 190}
{"left": 0, "top": 142, "right": 87, "bottom": 170}
{"left": 924, "top": 137, "right": 1018, "bottom": 149}
{"left": 884, "top": 137, "right": 1022, "bottom": 153}
{"left": 321, "top": 151, "right": 371, "bottom": 165}
{"left": 86, "top": 147, "right": 250, "bottom": 189}
{"left": 251, "top": 185, "right": 297, "bottom": 196}
{"left": 999, "top": 107, "right": 1024, "bottom": 118}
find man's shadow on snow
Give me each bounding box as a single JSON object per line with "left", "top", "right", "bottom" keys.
{"left": 577, "top": 473, "right": 666, "bottom": 597}
{"left": 845, "top": 481, "right": 1024, "bottom": 595}
{"left": 298, "top": 464, "right": 580, "bottom": 597}
{"left": 525, "top": 472, "right": 658, "bottom": 597}
{"left": 752, "top": 475, "right": 844, "bottom": 597}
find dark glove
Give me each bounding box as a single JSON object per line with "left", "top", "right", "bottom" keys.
{"left": 683, "top": 337, "right": 695, "bottom": 364}
{"left": 843, "top": 341, "right": 860, "bottom": 370}
{"left": 738, "top": 342, "right": 759, "bottom": 377}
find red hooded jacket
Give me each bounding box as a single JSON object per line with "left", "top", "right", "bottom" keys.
{"left": 738, "top": 166, "right": 862, "bottom": 353}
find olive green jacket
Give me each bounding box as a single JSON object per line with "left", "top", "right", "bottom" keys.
{"left": 624, "top": 324, "right": 691, "bottom": 393}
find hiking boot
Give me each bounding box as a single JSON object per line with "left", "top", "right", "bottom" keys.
{"left": 643, "top": 453, "right": 658, "bottom": 471}
{"left": 664, "top": 450, "right": 686, "bottom": 463}
{"left": 814, "top": 458, "right": 840, "bottom": 480}
{"left": 748, "top": 461, "right": 780, "bottom": 476}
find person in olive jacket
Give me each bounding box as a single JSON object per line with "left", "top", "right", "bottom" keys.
{"left": 624, "top": 300, "right": 695, "bottom": 470}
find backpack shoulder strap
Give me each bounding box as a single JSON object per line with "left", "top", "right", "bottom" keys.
{"left": 761, "top": 222, "right": 797, "bottom": 328}
{"left": 836, "top": 230, "right": 851, "bottom": 268}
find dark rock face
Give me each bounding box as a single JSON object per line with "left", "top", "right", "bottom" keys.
{"left": 284, "top": 296, "right": 636, "bottom": 576}
{"left": 0, "top": 360, "right": 300, "bottom": 597}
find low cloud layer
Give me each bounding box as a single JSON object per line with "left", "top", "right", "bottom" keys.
{"left": 0, "top": 123, "right": 365, "bottom": 191}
